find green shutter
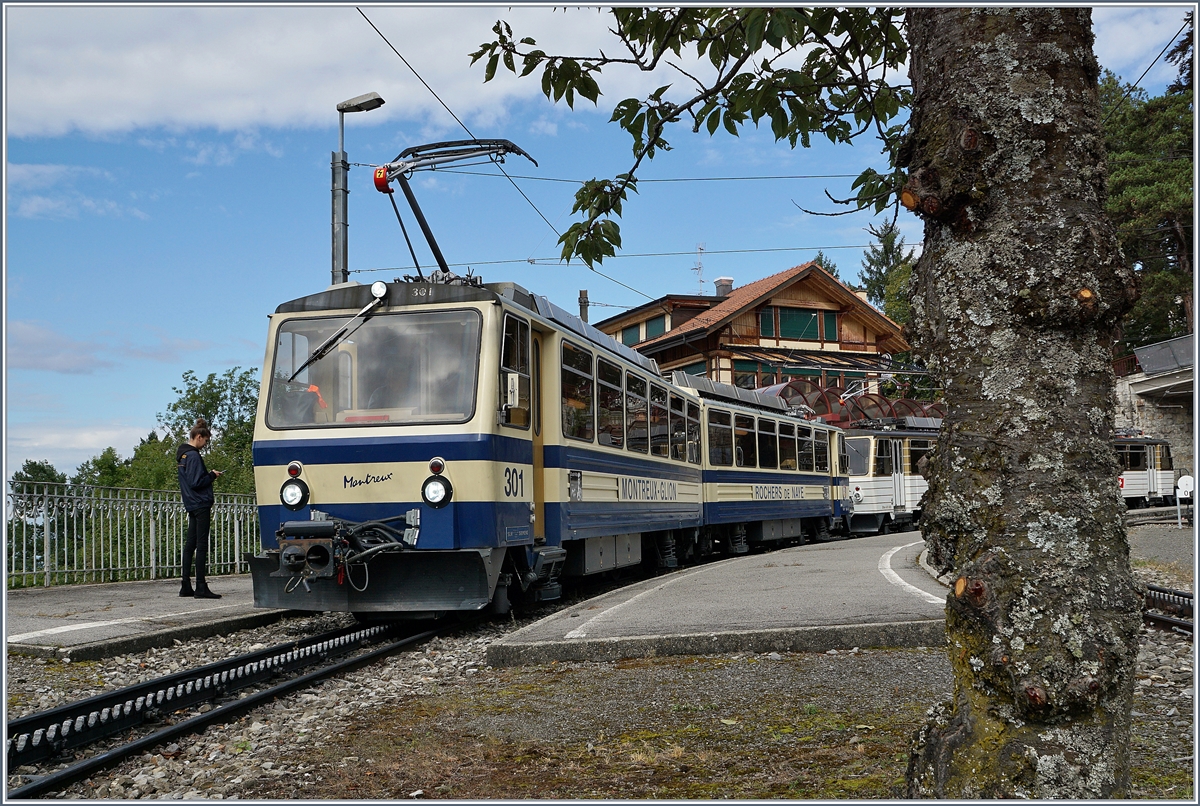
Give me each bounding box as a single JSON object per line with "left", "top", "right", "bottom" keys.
{"left": 679, "top": 361, "right": 707, "bottom": 376}
{"left": 760, "top": 307, "right": 775, "bottom": 337}
{"left": 645, "top": 315, "right": 666, "bottom": 339}
{"left": 823, "top": 311, "right": 838, "bottom": 341}
{"left": 621, "top": 325, "right": 640, "bottom": 346}
{"left": 779, "top": 308, "right": 819, "bottom": 340}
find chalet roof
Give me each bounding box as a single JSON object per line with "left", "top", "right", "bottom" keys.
{"left": 636, "top": 262, "right": 907, "bottom": 353}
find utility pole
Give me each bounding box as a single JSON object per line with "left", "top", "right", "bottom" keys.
{"left": 332, "top": 92, "right": 385, "bottom": 286}
{"left": 578, "top": 290, "right": 590, "bottom": 322}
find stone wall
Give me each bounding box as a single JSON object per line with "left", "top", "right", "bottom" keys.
{"left": 1114, "top": 373, "right": 1195, "bottom": 478}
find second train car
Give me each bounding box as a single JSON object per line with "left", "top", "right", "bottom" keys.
{"left": 247, "top": 277, "right": 850, "bottom": 617}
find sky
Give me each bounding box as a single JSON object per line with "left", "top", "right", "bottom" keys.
{"left": 4, "top": 2, "right": 1193, "bottom": 478}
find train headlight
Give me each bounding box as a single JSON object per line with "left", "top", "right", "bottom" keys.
{"left": 421, "top": 475, "right": 452, "bottom": 508}
{"left": 280, "top": 478, "right": 310, "bottom": 510}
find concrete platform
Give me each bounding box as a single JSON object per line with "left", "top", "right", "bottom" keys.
{"left": 5, "top": 575, "right": 288, "bottom": 661}
{"left": 487, "top": 532, "right": 948, "bottom": 666}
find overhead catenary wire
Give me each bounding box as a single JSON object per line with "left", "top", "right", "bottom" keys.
{"left": 1103, "top": 17, "right": 1190, "bottom": 124}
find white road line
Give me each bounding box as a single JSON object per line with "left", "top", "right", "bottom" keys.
{"left": 564, "top": 564, "right": 714, "bottom": 639}
{"left": 6, "top": 603, "right": 246, "bottom": 643}
{"left": 879, "top": 541, "right": 945, "bottom": 606}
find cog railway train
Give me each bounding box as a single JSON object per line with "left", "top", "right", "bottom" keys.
{"left": 248, "top": 277, "right": 854, "bottom": 618}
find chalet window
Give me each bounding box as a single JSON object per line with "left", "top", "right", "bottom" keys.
{"left": 645, "top": 315, "right": 666, "bottom": 339}
{"left": 678, "top": 361, "right": 706, "bottom": 377}
{"left": 757, "top": 418, "right": 778, "bottom": 469}
{"left": 621, "top": 324, "right": 640, "bottom": 346}
{"left": 778, "top": 422, "right": 797, "bottom": 470}
{"left": 708, "top": 409, "right": 733, "bottom": 466}
{"left": 561, "top": 341, "right": 594, "bottom": 442}
{"left": 733, "top": 360, "right": 759, "bottom": 390}
{"left": 649, "top": 384, "right": 670, "bottom": 457}
{"left": 626, "top": 374, "right": 648, "bottom": 453}
{"left": 596, "top": 358, "right": 624, "bottom": 448}
{"left": 734, "top": 414, "right": 757, "bottom": 467}
{"left": 760, "top": 306, "right": 775, "bottom": 337}
{"left": 779, "top": 307, "right": 820, "bottom": 340}
{"left": 823, "top": 311, "right": 838, "bottom": 341}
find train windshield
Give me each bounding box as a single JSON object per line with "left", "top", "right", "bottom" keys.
{"left": 845, "top": 437, "right": 871, "bottom": 476}
{"left": 266, "top": 309, "right": 482, "bottom": 428}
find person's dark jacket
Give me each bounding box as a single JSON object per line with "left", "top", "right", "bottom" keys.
{"left": 176, "top": 443, "right": 217, "bottom": 512}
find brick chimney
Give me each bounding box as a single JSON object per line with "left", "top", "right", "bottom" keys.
{"left": 714, "top": 277, "right": 734, "bottom": 297}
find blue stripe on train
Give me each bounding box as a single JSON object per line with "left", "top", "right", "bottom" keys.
{"left": 543, "top": 444, "right": 702, "bottom": 482}
{"left": 253, "top": 433, "right": 533, "bottom": 467}
{"left": 257, "top": 500, "right": 534, "bottom": 551}
{"left": 704, "top": 500, "right": 833, "bottom": 524}
{"left": 544, "top": 501, "right": 701, "bottom": 542}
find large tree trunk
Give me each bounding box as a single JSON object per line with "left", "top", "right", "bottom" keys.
{"left": 899, "top": 8, "right": 1143, "bottom": 798}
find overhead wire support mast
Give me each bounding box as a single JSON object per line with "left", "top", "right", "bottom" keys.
{"left": 373, "top": 139, "right": 538, "bottom": 278}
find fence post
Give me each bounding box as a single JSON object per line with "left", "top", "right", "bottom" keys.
{"left": 234, "top": 515, "right": 241, "bottom": 575}
{"left": 150, "top": 506, "right": 157, "bottom": 580}
{"left": 42, "top": 488, "right": 52, "bottom": 587}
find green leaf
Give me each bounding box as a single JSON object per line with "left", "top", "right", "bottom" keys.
{"left": 484, "top": 54, "right": 499, "bottom": 83}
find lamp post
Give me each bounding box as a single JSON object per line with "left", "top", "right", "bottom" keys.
{"left": 332, "top": 91, "right": 386, "bottom": 286}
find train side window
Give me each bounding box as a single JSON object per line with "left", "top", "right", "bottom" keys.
{"left": 846, "top": 437, "right": 870, "bottom": 476}
{"left": 814, "top": 429, "right": 830, "bottom": 473}
{"left": 708, "top": 409, "right": 733, "bottom": 466}
{"left": 669, "top": 394, "right": 687, "bottom": 461}
{"left": 734, "top": 414, "right": 757, "bottom": 467}
{"left": 837, "top": 434, "right": 849, "bottom": 475}
{"left": 649, "top": 384, "right": 670, "bottom": 458}
{"left": 873, "top": 439, "right": 893, "bottom": 476}
{"left": 797, "top": 426, "right": 815, "bottom": 472}
{"left": 778, "top": 423, "right": 797, "bottom": 470}
{"left": 909, "top": 439, "right": 934, "bottom": 476}
{"left": 1126, "top": 446, "right": 1147, "bottom": 471}
{"left": 686, "top": 401, "right": 702, "bottom": 465}
{"left": 758, "top": 419, "right": 778, "bottom": 469}
{"left": 626, "top": 375, "right": 648, "bottom": 453}
{"left": 500, "top": 314, "right": 531, "bottom": 428}
{"left": 561, "top": 341, "right": 594, "bottom": 441}
{"left": 1160, "top": 444, "right": 1173, "bottom": 471}
{"left": 597, "top": 359, "right": 624, "bottom": 449}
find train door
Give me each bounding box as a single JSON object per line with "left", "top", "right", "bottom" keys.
{"left": 890, "top": 438, "right": 905, "bottom": 511}
{"left": 1146, "top": 445, "right": 1159, "bottom": 497}
{"left": 531, "top": 333, "right": 546, "bottom": 540}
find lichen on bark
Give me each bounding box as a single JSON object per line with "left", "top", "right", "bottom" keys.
{"left": 901, "top": 8, "right": 1143, "bottom": 798}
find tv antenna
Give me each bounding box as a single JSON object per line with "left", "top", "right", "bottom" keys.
{"left": 692, "top": 243, "right": 706, "bottom": 294}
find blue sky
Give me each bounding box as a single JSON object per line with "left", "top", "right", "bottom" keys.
{"left": 4, "top": 3, "right": 1192, "bottom": 477}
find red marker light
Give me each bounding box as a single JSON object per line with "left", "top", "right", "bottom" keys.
{"left": 287, "top": 461, "right": 303, "bottom": 478}
{"left": 429, "top": 457, "right": 445, "bottom": 475}
{"left": 374, "top": 167, "right": 393, "bottom": 193}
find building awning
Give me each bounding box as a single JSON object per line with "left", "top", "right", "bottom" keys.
{"left": 722, "top": 345, "right": 927, "bottom": 376}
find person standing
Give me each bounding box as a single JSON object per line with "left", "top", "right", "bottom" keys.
{"left": 176, "top": 417, "right": 224, "bottom": 599}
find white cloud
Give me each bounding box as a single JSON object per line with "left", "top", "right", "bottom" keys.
{"left": 1092, "top": 6, "right": 1191, "bottom": 89}
{"left": 5, "top": 320, "right": 212, "bottom": 373}
{"left": 5, "top": 421, "right": 153, "bottom": 478}
{"left": 7, "top": 162, "right": 148, "bottom": 219}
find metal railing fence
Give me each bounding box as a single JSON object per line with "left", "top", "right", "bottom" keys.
{"left": 5, "top": 481, "right": 259, "bottom": 589}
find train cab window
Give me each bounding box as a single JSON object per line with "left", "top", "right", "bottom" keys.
{"left": 708, "top": 409, "right": 733, "bottom": 466}
{"left": 734, "top": 415, "right": 757, "bottom": 467}
{"left": 778, "top": 423, "right": 797, "bottom": 470}
{"left": 669, "top": 394, "right": 687, "bottom": 461}
{"left": 873, "top": 439, "right": 893, "bottom": 476}
{"left": 649, "top": 384, "right": 670, "bottom": 457}
{"left": 561, "top": 341, "right": 595, "bottom": 441}
{"left": 597, "top": 359, "right": 624, "bottom": 448}
{"left": 626, "top": 375, "right": 649, "bottom": 453}
{"left": 686, "top": 401, "right": 702, "bottom": 465}
{"left": 1117, "top": 444, "right": 1146, "bottom": 471}
{"left": 814, "top": 429, "right": 830, "bottom": 473}
{"left": 846, "top": 437, "right": 870, "bottom": 476}
{"left": 758, "top": 419, "right": 778, "bottom": 469}
{"left": 1159, "top": 444, "right": 1173, "bottom": 471}
{"left": 797, "top": 426, "right": 815, "bottom": 472}
{"left": 837, "top": 434, "right": 849, "bottom": 476}
{"left": 500, "top": 315, "right": 531, "bottom": 428}
{"left": 337, "top": 352, "right": 353, "bottom": 411}
{"left": 909, "top": 439, "right": 934, "bottom": 476}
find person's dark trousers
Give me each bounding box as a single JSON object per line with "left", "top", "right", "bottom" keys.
{"left": 182, "top": 508, "right": 220, "bottom": 598}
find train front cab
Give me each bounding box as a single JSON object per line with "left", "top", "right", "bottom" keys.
{"left": 844, "top": 424, "right": 937, "bottom": 534}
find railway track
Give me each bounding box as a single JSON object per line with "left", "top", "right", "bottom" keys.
{"left": 1143, "top": 584, "right": 1194, "bottom": 637}
{"left": 5, "top": 619, "right": 474, "bottom": 799}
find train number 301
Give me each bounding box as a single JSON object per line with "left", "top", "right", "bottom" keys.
{"left": 504, "top": 467, "right": 526, "bottom": 498}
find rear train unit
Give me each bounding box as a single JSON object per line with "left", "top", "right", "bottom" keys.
{"left": 1114, "top": 431, "right": 1176, "bottom": 508}
{"left": 842, "top": 417, "right": 940, "bottom": 535}
{"left": 247, "top": 279, "right": 850, "bottom": 618}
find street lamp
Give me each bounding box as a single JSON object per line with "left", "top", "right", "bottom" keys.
{"left": 332, "top": 92, "right": 386, "bottom": 286}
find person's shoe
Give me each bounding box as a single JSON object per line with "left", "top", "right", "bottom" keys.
{"left": 179, "top": 580, "right": 195, "bottom": 597}
{"left": 194, "top": 583, "right": 221, "bottom": 600}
